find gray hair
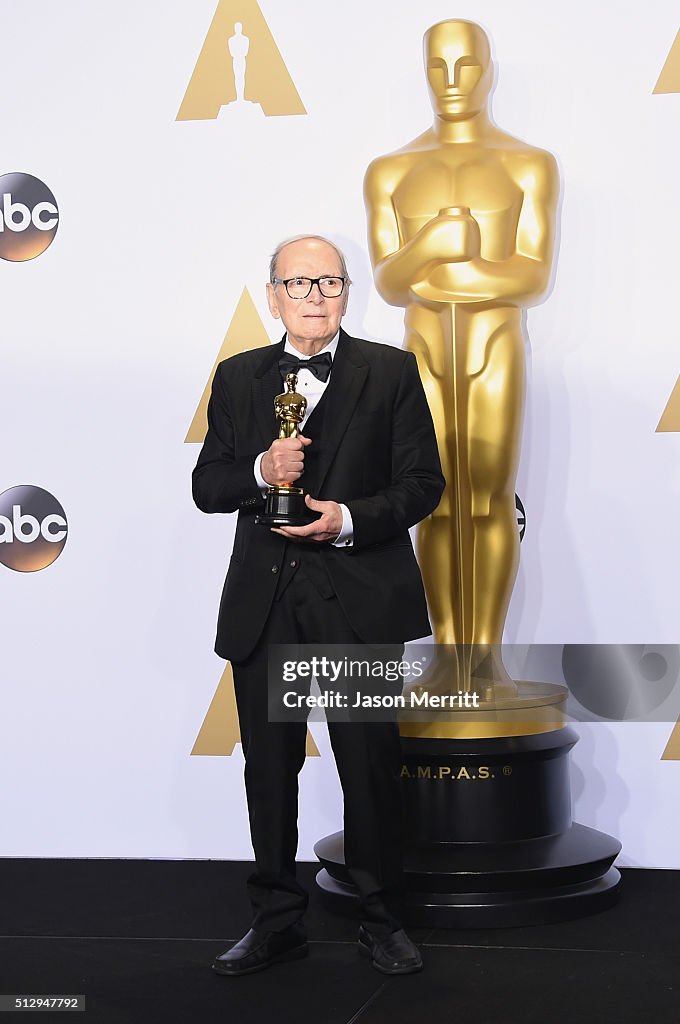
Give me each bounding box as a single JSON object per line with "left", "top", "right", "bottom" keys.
{"left": 269, "top": 234, "right": 352, "bottom": 285}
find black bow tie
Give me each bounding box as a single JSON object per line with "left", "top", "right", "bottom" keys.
{"left": 279, "top": 351, "right": 333, "bottom": 383}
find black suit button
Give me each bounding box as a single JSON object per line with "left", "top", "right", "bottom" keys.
{"left": 290, "top": 560, "right": 297, "bottom": 568}
{"left": 271, "top": 565, "right": 279, "bottom": 574}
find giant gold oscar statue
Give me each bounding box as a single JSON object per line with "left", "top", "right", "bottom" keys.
{"left": 314, "top": 20, "right": 621, "bottom": 926}
{"left": 365, "top": 18, "right": 562, "bottom": 727}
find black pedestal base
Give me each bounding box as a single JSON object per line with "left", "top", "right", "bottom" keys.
{"left": 314, "top": 727, "right": 622, "bottom": 928}
{"left": 315, "top": 824, "right": 622, "bottom": 928}
{"left": 254, "top": 485, "right": 321, "bottom": 527}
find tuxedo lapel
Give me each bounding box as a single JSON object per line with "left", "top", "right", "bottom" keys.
{"left": 251, "top": 338, "right": 286, "bottom": 449}
{"left": 250, "top": 331, "right": 369, "bottom": 490}
{"left": 313, "top": 329, "right": 368, "bottom": 494}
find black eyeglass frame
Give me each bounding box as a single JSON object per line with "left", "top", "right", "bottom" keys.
{"left": 272, "top": 276, "right": 347, "bottom": 299}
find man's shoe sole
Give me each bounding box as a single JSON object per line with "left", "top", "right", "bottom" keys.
{"left": 212, "top": 943, "right": 308, "bottom": 977}
{"left": 358, "top": 938, "right": 423, "bottom": 975}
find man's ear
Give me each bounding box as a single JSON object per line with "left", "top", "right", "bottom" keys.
{"left": 266, "top": 282, "right": 280, "bottom": 319}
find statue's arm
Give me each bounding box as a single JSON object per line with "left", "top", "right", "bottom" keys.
{"left": 364, "top": 159, "right": 441, "bottom": 307}
{"left": 443, "top": 151, "right": 559, "bottom": 305}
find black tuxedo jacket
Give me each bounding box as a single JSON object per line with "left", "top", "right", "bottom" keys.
{"left": 192, "top": 328, "right": 445, "bottom": 662}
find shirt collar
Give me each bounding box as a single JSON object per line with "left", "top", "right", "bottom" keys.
{"left": 284, "top": 332, "right": 339, "bottom": 361}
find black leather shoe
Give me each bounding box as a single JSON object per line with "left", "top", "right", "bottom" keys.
{"left": 212, "top": 927, "right": 308, "bottom": 976}
{"left": 358, "top": 925, "right": 423, "bottom": 975}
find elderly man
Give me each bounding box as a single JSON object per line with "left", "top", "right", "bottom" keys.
{"left": 193, "top": 235, "right": 444, "bottom": 976}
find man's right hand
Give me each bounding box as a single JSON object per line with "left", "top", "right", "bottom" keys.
{"left": 261, "top": 435, "right": 312, "bottom": 485}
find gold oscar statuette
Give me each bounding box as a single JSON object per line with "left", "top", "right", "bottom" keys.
{"left": 314, "top": 25, "right": 621, "bottom": 921}
{"left": 255, "top": 372, "right": 318, "bottom": 526}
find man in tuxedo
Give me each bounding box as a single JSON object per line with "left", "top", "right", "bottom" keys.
{"left": 192, "top": 235, "right": 444, "bottom": 976}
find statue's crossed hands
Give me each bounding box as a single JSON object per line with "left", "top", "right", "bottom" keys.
{"left": 417, "top": 207, "right": 481, "bottom": 264}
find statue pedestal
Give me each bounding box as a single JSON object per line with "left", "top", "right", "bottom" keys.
{"left": 315, "top": 690, "right": 622, "bottom": 927}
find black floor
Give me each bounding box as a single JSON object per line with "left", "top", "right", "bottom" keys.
{"left": 0, "top": 861, "right": 677, "bottom": 1024}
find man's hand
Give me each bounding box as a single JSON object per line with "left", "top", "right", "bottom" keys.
{"left": 272, "top": 495, "right": 343, "bottom": 544}
{"left": 261, "top": 435, "right": 312, "bottom": 485}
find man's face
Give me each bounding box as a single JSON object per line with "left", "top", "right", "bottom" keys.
{"left": 266, "top": 238, "right": 348, "bottom": 353}
{"left": 425, "top": 21, "right": 492, "bottom": 121}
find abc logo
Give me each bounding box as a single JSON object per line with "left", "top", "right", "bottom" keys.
{"left": 0, "top": 172, "right": 59, "bottom": 262}
{"left": 0, "top": 485, "right": 68, "bottom": 572}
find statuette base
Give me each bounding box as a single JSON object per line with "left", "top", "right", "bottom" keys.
{"left": 255, "top": 485, "right": 320, "bottom": 527}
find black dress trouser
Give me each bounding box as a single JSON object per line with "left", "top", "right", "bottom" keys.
{"left": 231, "top": 560, "right": 405, "bottom": 937}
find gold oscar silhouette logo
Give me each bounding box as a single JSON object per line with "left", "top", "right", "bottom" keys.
{"left": 176, "top": 0, "right": 305, "bottom": 121}
{"left": 662, "top": 721, "right": 680, "bottom": 760}
{"left": 0, "top": 485, "right": 68, "bottom": 572}
{"left": 185, "top": 287, "right": 270, "bottom": 443}
{"left": 656, "top": 378, "right": 680, "bottom": 433}
{"left": 0, "top": 173, "right": 59, "bottom": 262}
{"left": 653, "top": 29, "right": 680, "bottom": 93}
{"left": 192, "top": 662, "right": 319, "bottom": 757}
{"left": 188, "top": 288, "right": 319, "bottom": 757}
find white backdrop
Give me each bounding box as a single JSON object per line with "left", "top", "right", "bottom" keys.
{"left": 1, "top": 0, "right": 679, "bottom": 866}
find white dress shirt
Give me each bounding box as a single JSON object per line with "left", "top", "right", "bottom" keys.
{"left": 253, "top": 333, "right": 354, "bottom": 547}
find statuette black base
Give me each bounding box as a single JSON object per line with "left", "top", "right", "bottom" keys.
{"left": 254, "top": 485, "right": 320, "bottom": 527}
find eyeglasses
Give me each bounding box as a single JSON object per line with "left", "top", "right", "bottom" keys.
{"left": 272, "top": 276, "right": 347, "bottom": 299}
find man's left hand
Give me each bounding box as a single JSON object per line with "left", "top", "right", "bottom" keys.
{"left": 272, "top": 495, "right": 343, "bottom": 544}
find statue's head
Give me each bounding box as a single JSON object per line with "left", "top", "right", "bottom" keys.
{"left": 234, "top": 21, "right": 243, "bottom": 33}
{"left": 424, "top": 20, "right": 493, "bottom": 121}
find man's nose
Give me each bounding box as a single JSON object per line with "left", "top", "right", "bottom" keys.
{"left": 306, "top": 282, "right": 325, "bottom": 303}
